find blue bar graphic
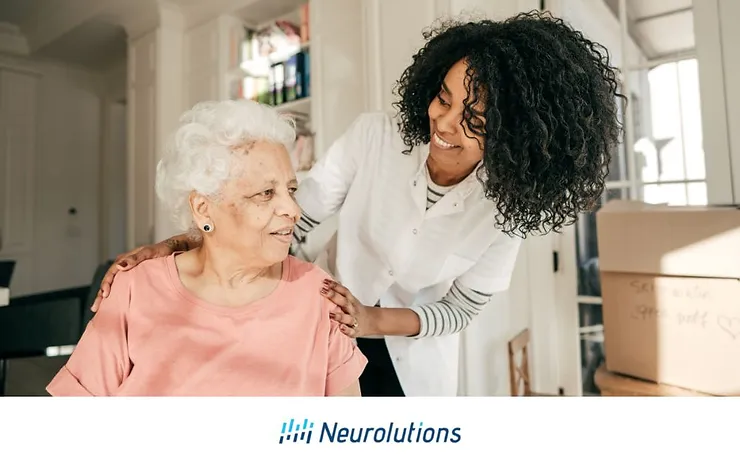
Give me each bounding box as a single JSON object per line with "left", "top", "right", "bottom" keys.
{"left": 288, "top": 419, "right": 295, "bottom": 433}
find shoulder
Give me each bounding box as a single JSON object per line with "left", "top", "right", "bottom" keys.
{"left": 347, "top": 111, "right": 410, "bottom": 164}
{"left": 346, "top": 111, "right": 399, "bottom": 144}
{"left": 132, "top": 255, "right": 172, "bottom": 281}
{"left": 109, "top": 256, "right": 171, "bottom": 299}
{"left": 350, "top": 111, "right": 394, "bottom": 130}
{"left": 285, "top": 255, "right": 332, "bottom": 285}
{"left": 284, "top": 256, "right": 337, "bottom": 316}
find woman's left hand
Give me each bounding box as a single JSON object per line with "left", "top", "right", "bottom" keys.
{"left": 321, "top": 279, "right": 371, "bottom": 338}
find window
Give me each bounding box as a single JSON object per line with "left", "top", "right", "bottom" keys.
{"left": 572, "top": 4, "right": 703, "bottom": 395}
{"left": 635, "top": 59, "right": 706, "bottom": 205}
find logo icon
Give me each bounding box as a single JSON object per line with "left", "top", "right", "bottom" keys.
{"left": 279, "top": 418, "right": 315, "bottom": 444}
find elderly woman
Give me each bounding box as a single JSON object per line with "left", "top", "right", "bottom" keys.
{"left": 47, "top": 100, "right": 367, "bottom": 396}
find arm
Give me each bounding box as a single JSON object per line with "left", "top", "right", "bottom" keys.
{"left": 291, "top": 210, "right": 322, "bottom": 256}
{"left": 47, "top": 274, "right": 133, "bottom": 396}
{"left": 332, "top": 380, "right": 362, "bottom": 397}
{"left": 376, "top": 234, "right": 523, "bottom": 337}
{"left": 326, "top": 319, "right": 368, "bottom": 396}
{"left": 163, "top": 233, "right": 201, "bottom": 253}
{"left": 292, "top": 113, "right": 380, "bottom": 257}
{"left": 326, "top": 233, "right": 523, "bottom": 338}
{"left": 407, "top": 281, "right": 495, "bottom": 337}
{"left": 294, "top": 113, "right": 375, "bottom": 224}
{"left": 91, "top": 232, "right": 201, "bottom": 312}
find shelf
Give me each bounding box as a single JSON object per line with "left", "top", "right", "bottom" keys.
{"left": 239, "top": 42, "right": 308, "bottom": 77}
{"left": 235, "top": 0, "right": 308, "bottom": 28}
{"left": 272, "top": 97, "right": 310, "bottom": 114}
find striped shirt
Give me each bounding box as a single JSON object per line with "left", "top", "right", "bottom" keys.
{"left": 425, "top": 165, "right": 454, "bottom": 210}
{"left": 292, "top": 169, "right": 494, "bottom": 338}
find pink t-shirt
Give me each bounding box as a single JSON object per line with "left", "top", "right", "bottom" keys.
{"left": 47, "top": 254, "right": 367, "bottom": 396}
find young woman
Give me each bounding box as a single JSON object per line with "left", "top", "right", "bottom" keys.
{"left": 91, "top": 12, "right": 623, "bottom": 397}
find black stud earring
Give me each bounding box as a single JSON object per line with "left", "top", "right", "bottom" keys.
{"left": 203, "top": 223, "right": 213, "bottom": 232}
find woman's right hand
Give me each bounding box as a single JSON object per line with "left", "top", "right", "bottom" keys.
{"left": 90, "top": 236, "right": 192, "bottom": 312}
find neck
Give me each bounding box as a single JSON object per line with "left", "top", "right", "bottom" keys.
{"left": 426, "top": 158, "right": 474, "bottom": 187}
{"left": 194, "top": 244, "right": 281, "bottom": 289}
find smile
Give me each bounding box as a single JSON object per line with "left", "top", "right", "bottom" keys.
{"left": 432, "top": 132, "right": 458, "bottom": 150}
{"left": 270, "top": 227, "right": 294, "bottom": 243}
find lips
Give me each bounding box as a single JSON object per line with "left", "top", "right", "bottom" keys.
{"left": 270, "top": 227, "right": 294, "bottom": 244}
{"left": 270, "top": 227, "right": 293, "bottom": 236}
{"left": 432, "top": 131, "right": 458, "bottom": 150}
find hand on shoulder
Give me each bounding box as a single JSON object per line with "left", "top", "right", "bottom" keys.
{"left": 90, "top": 236, "right": 194, "bottom": 312}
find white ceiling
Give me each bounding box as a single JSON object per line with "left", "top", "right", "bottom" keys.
{"left": 603, "top": 0, "right": 695, "bottom": 59}
{"left": 0, "top": 0, "right": 696, "bottom": 71}
{"left": 0, "top": 0, "right": 128, "bottom": 71}
{"left": 35, "top": 19, "right": 127, "bottom": 70}
{"left": 0, "top": 0, "right": 51, "bottom": 26}
{"left": 0, "top": 0, "right": 274, "bottom": 72}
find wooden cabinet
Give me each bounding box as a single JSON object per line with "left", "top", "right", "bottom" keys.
{"left": 0, "top": 68, "right": 38, "bottom": 297}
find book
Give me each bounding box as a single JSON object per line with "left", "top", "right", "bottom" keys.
{"left": 285, "top": 54, "right": 298, "bottom": 102}
{"left": 272, "top": 62, "right": 286, "bottom": 106}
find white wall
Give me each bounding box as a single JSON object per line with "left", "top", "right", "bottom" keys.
{"left": 0, "top": 54, "right": 105, "bottom": 296}
{"left": 99, "top": 60, "right": 128, "bottom": 263}
{"left": 34, "top": 61, "right": 103, "bottom": 294}
{"left": 554, "top": 0, "right": 644, "bottom": 67}
{"left": 694, "top": 0, "right": 740, "bottom": 205}
{"left": 102, "top": 101, "right": 128, "bottom": 262}
{"left": 127, "top": 31, "right": 157, "bottom": 249}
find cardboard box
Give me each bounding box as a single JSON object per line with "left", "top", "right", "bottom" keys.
{"left": 596, "top": 200, "right": 740, "bottom": 396}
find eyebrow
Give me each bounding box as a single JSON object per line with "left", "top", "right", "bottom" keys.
{"left": 441, "top": 81, "right": 451, "bottom": 95}
{"left": 255, "top": 178, "right": 298, "bottom": 189}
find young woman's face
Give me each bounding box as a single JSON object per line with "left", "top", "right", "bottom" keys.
{"left": 426, "top": 59, "right": 486, "bottom": 185}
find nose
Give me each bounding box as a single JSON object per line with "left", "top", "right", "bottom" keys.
{"left": 276, "top": 189, "right": 301, "bottom": 222}
{"left": 433, "top": 105, "right": 458, "bottom": 136}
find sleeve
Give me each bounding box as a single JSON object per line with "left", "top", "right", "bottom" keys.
{"left": 46, "top": 274, "right": 133, "bottom": 396}
{"left": 456, "top": 232, "right": 523, "bottom": 294}
{"left": 292, "top": 210, "right": 322, "bottom": 243}
{"left": 410, "top": 232, "right": 523, "bottom": 338}
{"left": 411, "top": 281, "right": 494, "bottom": 338}
{"left": 325, "top": 319, "right": 368, "bottom": 396}
{"left": 294, "top": 112, "right": 378, "bottom": 224}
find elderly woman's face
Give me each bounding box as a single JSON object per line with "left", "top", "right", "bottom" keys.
{"left": 200, "top": 140, "right": 301, "bottom": 266}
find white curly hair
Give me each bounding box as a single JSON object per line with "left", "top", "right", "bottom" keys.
{"left": 155, "top": 99, "right": 297, "bottom": 232}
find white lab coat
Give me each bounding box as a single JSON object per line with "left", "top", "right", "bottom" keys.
{"left": 296, "top": 112, "right": 522, "bottom": 396}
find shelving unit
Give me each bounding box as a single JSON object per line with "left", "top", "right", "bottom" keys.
{"left": 274, "top": 96, "right": 311, "bottom": 113}
{"left": 227, "top": 0, "right": 315, "bottom": 176}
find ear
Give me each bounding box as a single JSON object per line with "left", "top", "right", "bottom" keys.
{"left": 189, "top": 191, "right": 211, "bottom": 229}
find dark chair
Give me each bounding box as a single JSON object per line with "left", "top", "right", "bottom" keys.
{"left": 0, "top": 260, "right": 113, "bottom": 396}
{"left": 82, "top": 260, "right": 114, "bottom": 327}
{"left": 0, "top": 297, "right": 82, "bottom": 395}
{"left": 0, "top": 260, "right": 15, "bottom": 288}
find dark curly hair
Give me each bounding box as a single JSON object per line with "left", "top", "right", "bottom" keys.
{"left": 392, "top": 10, "right": 625, "bottom": 237}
